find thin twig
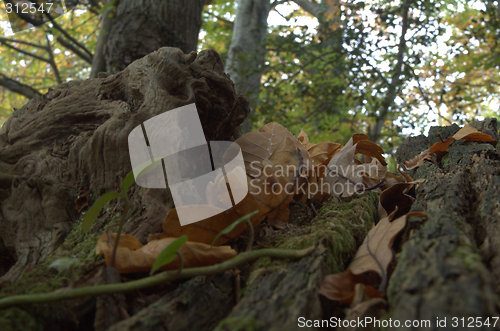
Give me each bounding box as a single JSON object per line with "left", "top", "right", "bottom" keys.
{"left": 0, "top": 37, "right": 47, "bottom": 49}
{"left": 0, "top": 40, "right": 50, "bottom": 63}
{"left": 44, "top": 11, "right": 93, "bottom": 59}
{"left": 0, "top": 247, "right": 315, "bottom": 308}
{"left": 56, "top": 36, "right": 93, "bottom": 64}
{"left": 45, "top": 34, "right": 62, "bottom": 84}
{"left": 407, "top": 64, "right": 452, "bottom": 125}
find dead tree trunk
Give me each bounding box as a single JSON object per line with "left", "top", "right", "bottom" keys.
{"left": 91, "top": 0, "right": 205, "bottom": 76}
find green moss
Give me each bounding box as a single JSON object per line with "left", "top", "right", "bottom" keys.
{"left": 246, "top": 192, "right": 378, "bottom": 284}
{"left": 214, "top": 315, "right": 261, "bottom": 331}
{"left": 0, "top": 214, "right": 111, "bottom": 329}
{"left": 278, "top": 192, "right": 377, "bottom": 271}
{"left": 1, "top": 217, "right": 103, "bottom": 298}
{"left": 0, "top": 307, "right": 41, "bottom": 331}
{"left": 451, "top": 244, "right": 483, "bottom": 272}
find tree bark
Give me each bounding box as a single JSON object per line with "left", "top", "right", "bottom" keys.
{"left": 93, "top": 0, "right": 205, "bottom": 74}
{"left": 389, "top": 118, "right": 500, "bottom": 325}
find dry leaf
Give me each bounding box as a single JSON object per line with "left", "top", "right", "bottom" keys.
{"left": 452, "top": 124, "right": 496, "bottom": 142}
{"left": 355, "top": 140, "right": 387, "bottom": 167}
{"left": 308, "top": 142, "right": 342, "bottom": 167}
{"left": 382, "top": 172, "right": 404, "bottom": 189}
{"left": 379, "top": 183, "right": 415, "bottom": 219}
{"left": 319, "top": 270, "right": 357, "bottom": 304}
{"left": 429, "top": 137, "right": 453, "bottom": 154}
{"left": 318, "top": 212, "right": 425, "bottom": 305}
{"left": 297, "top": 129, "right": 313, "bottom": 149}
{"left": 404, "top": 125, "right": 496, "bottom": 171}
{"left": 403, "top": 149, "right": 436, "bottom": 170}
{"left": 341, "top": 296, "right": 387, "bottom": 330}
{"left": 325, "top": 137, "right": 386, "bottom": 197}
{"left": 96, "top": 233, "right": 237, "bottom": 274}
{"left": 297, "top": 129, "right": 341, "bottom": 167}
{"left": 348, "top": 214, "right": 408, "bottom": 287}
{"left": 163, "top": 123, "right": 311, "bottom": 244}
{"left": 397, "top": 166, "right": 414, "bottom": 182}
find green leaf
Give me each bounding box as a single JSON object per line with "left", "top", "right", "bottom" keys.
{"left": 49, "top": 257, "right": 77, "bottom": 273}
{"left": 211, "top": 210, "right": 259, "bottom": 247}
{"left": 150, "top": 235, "right": 188, "bottom": 275}
{"left": 81, "top": 192, "right": 122, "bottom": 233}
{"left": 121, "top": 171, "right": 136, "bottom": 196}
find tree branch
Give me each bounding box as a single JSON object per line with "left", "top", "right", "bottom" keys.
{"left": 44, "top": 11, "right": 94, "bottom": 59}
{"left": 0, "top": 246, "right": 315, "bottom": 308}
{"left": 291, "top": 0, "right": 322, "bottom": 18}
{"left": 0, "top": 40, "right": 50, "bottom": 63}
{"left": 56, "top": 36, "right": 93, "bottom": 64}
{"left": 45, "top": 34, "right": 62, "bottom": 84}
{"left": 407, "top": 64, "right": 452, "bottom": 125}
{"left": 5, "top": 0, "right": 93, "bottom": 61}
{"left": 0, "top": 73, "right": 42, "bottom": 99}
{"left": 205, "top": 11, "right": 234, "bottom": 28}
{"left": 0, "top": 37, "right": 47, "bottom": 49}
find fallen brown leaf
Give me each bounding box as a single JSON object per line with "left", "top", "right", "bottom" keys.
{"left": 341, "top": 296, "right": 387, "bottom": 331}
{"left": 382, "top": 172, "right": 404, "bottom": 189}
{"left": 403, "top": 149, "right": 436, "bottom": 170}
{"left": 379, "top": 183, "right": 415, "bottom": 219}
{"left": 297, "top": 129, "right": 341, "bottom": 167}
{"left": 452, "top": 124, "right": 496, "bottom": 142}
{"left": 405, "top": 125, "right": 496, "bottom": 171}
{"left": 96, "top": 233, "right": 237, "bottom": 274}
{"left": 348, "top": 214, "right": 407, "bottom": 289}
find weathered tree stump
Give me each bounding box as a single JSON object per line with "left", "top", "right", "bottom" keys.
{"left": 0, "top": 48, "right": 249, "bottom": 283}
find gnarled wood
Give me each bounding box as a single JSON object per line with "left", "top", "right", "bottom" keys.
{"left": 0, "top": 47, "right": 249, "bottom": 283}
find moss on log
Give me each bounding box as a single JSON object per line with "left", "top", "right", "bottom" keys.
{"left": 388, "top": 119, "right": 500, "bottom": 326}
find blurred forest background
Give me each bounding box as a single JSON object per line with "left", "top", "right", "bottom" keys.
{"left": 0, "top": 0, "right": 499, "bottom": 162}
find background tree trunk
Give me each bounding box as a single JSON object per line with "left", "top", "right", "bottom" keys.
{"left": 91, "top": 0, "right": 205, "bottom": 75}
{"left": 225, "top": 0, "right": 271, "bottom": 131}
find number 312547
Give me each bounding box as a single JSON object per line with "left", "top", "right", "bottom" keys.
{"left": 5, "top": 2, "right": 54, "bottom": 14}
